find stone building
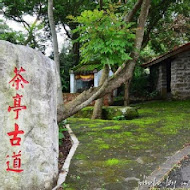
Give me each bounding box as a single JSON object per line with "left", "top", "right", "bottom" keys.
{"left": 142, "top": 42, "right": 190, "bottom": 99}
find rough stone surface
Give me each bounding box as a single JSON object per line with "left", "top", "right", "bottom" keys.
{"left": 0, "top": 40, "right": 58, "bottom": 190}
{"left": 150, "top": 50, "right": 190, "bottom": 99}
{"left": 171, "top": 51, "right": 190, "bottom": 99}
{"left": 150, "top": 63, "right": 167, "bottom": 98}
{"left": 116, "top": 106, "right": 139, "bottom": 120}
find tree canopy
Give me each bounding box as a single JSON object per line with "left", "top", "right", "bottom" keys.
{"left": 69, "top": 7, "right": 135, "bottom": 66}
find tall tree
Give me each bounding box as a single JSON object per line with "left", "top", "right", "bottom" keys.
{"left": 48, "top": 0, "right": 64, "bottom": 122}
{"left": 61, "top": 0, "right": 151, "bottom": 120}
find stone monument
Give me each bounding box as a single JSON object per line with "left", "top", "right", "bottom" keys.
{"left": 0, "top": 40, "right": 59, "bottom": 189}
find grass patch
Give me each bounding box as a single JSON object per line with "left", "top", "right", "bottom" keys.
{"left": 65, "top": 100, "right": 190, "bottom": 190}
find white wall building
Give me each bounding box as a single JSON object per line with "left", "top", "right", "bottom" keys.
{"left": 69, "top": 63, "right": 116, "bottom": 95}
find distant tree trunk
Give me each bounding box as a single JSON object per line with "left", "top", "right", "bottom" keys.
{"left": 48, "top": 0, "right": 64, "bottom": 122}
{"left": 48, "top": 0, "right": 60, "bottom": 72}
{"left": 124, "top": 79, "right": 131, "bottom": 106}
{"left": 99, "top": 0, "right": 103, "bottom": 10}
{"left": 72, "top": 31, "right": 80, "bottom": 65}
{"left": 92, "top": 65, "right": 109, "bottom": 119}
{"left": 64, "top": 22, "right": 80, "bottom": 65}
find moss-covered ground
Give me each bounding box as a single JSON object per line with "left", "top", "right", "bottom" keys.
{"left": 63, "top": 100, "right": 190, "bottom": 190}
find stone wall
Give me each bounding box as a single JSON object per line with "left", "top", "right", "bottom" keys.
{"left": 150, "top": 50, "right": 190, "bottom": 99}
{"left": 150, "top": 63, "right": 167, "bottom": 98}
{"left": 171, "top": 51, "right": 190, "bottom": 99}
{"left": 156, "top": 63, "right": 167, "bottom": 97}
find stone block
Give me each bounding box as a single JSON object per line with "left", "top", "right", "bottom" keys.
{"left": 0, "top": 40, "right": 58, "bottom": 189}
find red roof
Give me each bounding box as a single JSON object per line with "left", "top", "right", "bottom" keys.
{"left": 142, "top": 42, "right": 190, "bottom": 68}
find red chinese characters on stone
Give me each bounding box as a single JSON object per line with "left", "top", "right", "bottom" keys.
{"left": 8, "top": 94, "right": 27, "bottom": 120}
{"left": 6, "top": 151, "right": 24, "bottom": 173}
{"left": 7, "top": 123, "right": 24, "bottom": 146}
{"left": 6, "top": 67, "right": 29, "bottom": 173}
{"left": 9, "top": 67, "right": 29, "bottom": 90}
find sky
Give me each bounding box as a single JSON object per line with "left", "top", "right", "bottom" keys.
{"left": 0, "top": 13, "right": 68, "bottom": 56}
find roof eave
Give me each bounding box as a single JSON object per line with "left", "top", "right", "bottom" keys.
{"left": 142, "top": 43, "right": 190, "bottom": 68}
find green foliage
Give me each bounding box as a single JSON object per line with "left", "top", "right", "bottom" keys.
{"left": 54, "top": 0, "right": 96, "bottom": 24}
{"left": 148, "top": 90, "right": 159, "bottom": 99}
{"left": 113, "top": 115, "right": 125, "bottom": 120}
{"left": 145, "top": 0, "right": 190, "bottom": 54}
{"left": 74, "top": 106, "right": 138, "bottom": 120}
{"left": 1, "top": 0, "right": 50, "bottom": 52}
{"left": 65, "top": 100, "right": 190, "bottom": 189}
{"left": 2, "top": 0, "right": 189, "bottom": 57}
{"left": 69, "top": 7, "right": 135, "bottom": 67}
{"left": 105, "top": 158, "right": 119, "bottom": 166}
{"left": 1, "top": 0, "right": 44, "bottom": 18}
{"left": 58, "top": 120, "right": 68, "bottom": 145}
{"left": 130, "top": 65, "right": 150, "bottom": 97}
{"left": 130, "top": 62, "right": 159, "bottom": 99}
{"left": 0, "top": 19, "right": 25, "bottom": 44}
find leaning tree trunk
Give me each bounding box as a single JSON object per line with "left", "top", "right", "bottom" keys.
{"left": 48, "top": 0, "right": 64, "bottom": 122}
{"left": 92, "top": 65, "right": 109, "bottom": 119}
{"left": 61, "top": 0, "right": 151, "bottom": 120}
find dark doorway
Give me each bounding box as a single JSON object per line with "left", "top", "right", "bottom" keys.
{"left": 166, "top": 61, "right": 171, "bottom": 93}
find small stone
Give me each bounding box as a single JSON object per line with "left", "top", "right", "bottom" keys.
{"left": 136, "top": 157, "right": 144, "bottom": 164}
{"left": 124, "top": 177, "right": 140, "bottom": 182}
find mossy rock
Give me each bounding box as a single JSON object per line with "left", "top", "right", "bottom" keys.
{"left": 103, "top": 106, "right": 139, "bottom": 120}
{"left": 73, "top": 107, "right": 93, "bottom": 118}
{"left": 74, "top": 106, "right": 139, "bottom": 120}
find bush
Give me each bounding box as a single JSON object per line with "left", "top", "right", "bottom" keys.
{"left": 130, "top": 73, "right": 150, "bottom": 97}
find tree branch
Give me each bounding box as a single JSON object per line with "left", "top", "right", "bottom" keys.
{"left": 115, "top": 0, "right": 144, "bottom": 75}
{"left": 62, "top": 23, "right": 72, "bottom": 39}
{"left": 3, "top": 11, "right": 30, "bottom": 28}
{"left": 124, "top": 0, "right": 143, "bottom": 23}
{"left": 142, "top": 0, "right": 172, "bottom": 49}
{"left": 24, "top": 17, "right": 38, "bottom": 45}
{"left": 62, "top": 0, "right": 151, "bottom": 120}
